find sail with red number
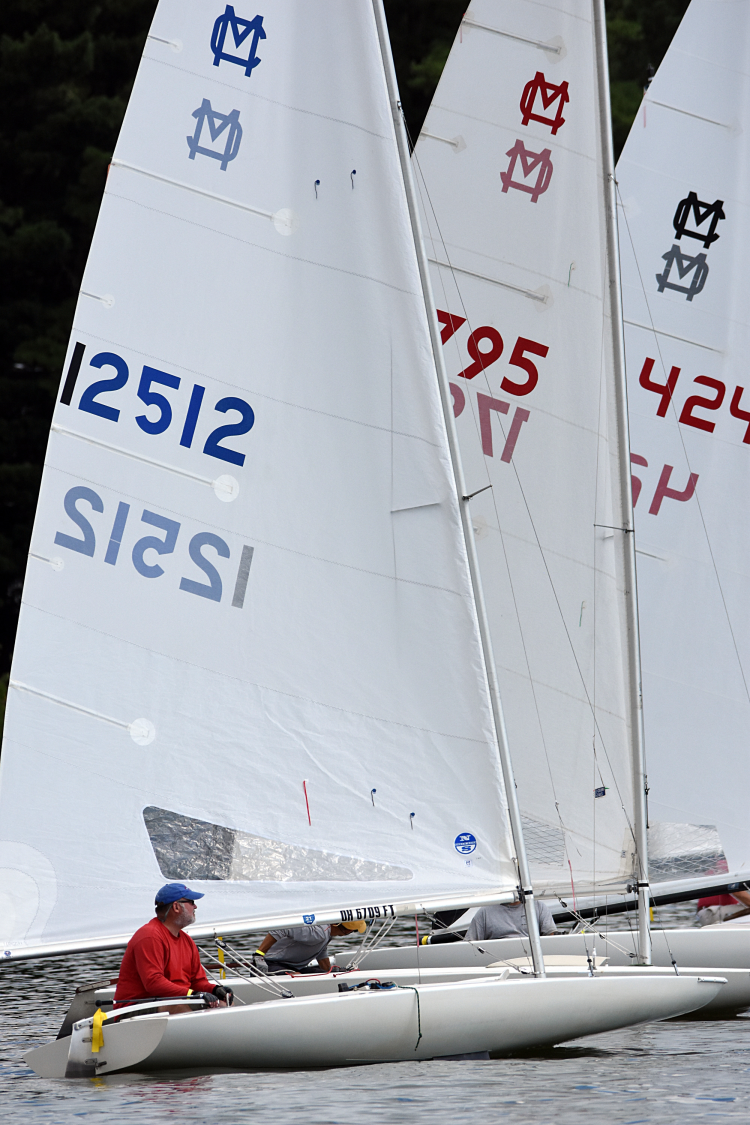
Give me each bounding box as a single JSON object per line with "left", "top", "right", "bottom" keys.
{"left": 618, "top": 0, "right": 750, "bottom": 889}
{"left": 0, "top": 0, "right": 522, "bottom": 959}
{"left": 412, "top": 0, "right": 646, "bottom": 899}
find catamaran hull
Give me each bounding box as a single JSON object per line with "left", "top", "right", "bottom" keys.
{"left": 26, "top": 974, "right": 722, "bottom": 1077}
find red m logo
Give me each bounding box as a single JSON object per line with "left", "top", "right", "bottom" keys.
{"left": 520, "top": 72, "right": 569, "bottom": 135}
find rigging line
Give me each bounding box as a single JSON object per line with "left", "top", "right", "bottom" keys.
{"left": 213, "top": 938, "right": 294, "bottom": 999}
{"left": 555, "top": 801, "right": 574, "bottom": 871}
{"left": 409, "top": 146, "right": 562, "bottom": 823}
{"left": 553, "top": 897, "right": 637, "bottom": 958}
{"left": 515, "top": 934, "right": 534, "bottom": 969}
{"left": 419, "top": 910, "right": 492, "bottom": 964}
{"left": 346, "top": 923, "right": 376, "bottom": 971}
{"left": 410, "top": 138, "right": 636, "bottom": 828}
{"left": 648, "top": 895, "right": 679, "bottom": 973}
{"left": 194, "top": 946, "right": 247, "bottom": 1004}
{"left": 213, "top": 945, "right": 293, "bottom": 999}
{"left": 419, "top": 910, "right": 531, "bottom": 973}
{"left": 354, "top": 915, "right": 399, "bottom": 963}
{"left": 198, "top": 946, "right": 285, "bottom": 1001}
{"left": 347, "top": 916, "right": 398, "bottom": 971}
{"left": 616, "top": 182, "right": 750, "bottom": 708}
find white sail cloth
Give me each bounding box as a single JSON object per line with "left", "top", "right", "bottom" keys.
{"left": 413, "top": 0, "right": 639, "bottom": 896}
{"left": 618, "top": 0, "right": 750, "bottom": 882}
{"left": 0, "top": 0, "right": 517, "bottom": 954}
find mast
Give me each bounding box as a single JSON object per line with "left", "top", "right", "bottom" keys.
{"left": 371, "top": 0, "right": 546, "bottom": 978}
{"left": 592, "top": 0, "right": 650, "bottom": 964}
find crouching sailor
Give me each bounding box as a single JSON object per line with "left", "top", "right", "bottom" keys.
{"left": 466, "top": 897, "right": 557, "bottom": 941}
{"left": 114, "top": 883, "right": 232, "bottom": 1012}
{"left": 253, "top": 919, "right": 367, "bottom": 973}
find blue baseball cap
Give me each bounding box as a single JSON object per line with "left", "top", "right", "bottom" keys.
{"left": 155, "top": 882, "right": 205, "bottom": 904}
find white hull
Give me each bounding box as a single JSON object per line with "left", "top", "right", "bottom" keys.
{"left": 337, "top": 930, "right": 750, "bottom": 1014}
{"left": 27, "top": 973, "right": 722, "bottom": 1078}
{"left": 65, "top": 961, "right": 746, "bottom": 1015}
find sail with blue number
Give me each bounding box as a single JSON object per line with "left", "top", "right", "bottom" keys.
{"left": 0, "top": 0, "right": 519, "bottom": 957}
{"left": 617, "top": 0, "right": 750, "bottom": 888}
{"left": 412, "top": 0, "right": 646, "bottom": 899}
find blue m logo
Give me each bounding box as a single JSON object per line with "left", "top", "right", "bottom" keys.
{"left": 211, "top": 6, "right": 266, "bottom": 77}
{"left": 187, "top": 99, "right": 242, "bottom": 171}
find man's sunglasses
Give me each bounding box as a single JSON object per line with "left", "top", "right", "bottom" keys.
{"left": 178, "top": 899, "right": 196, "bottom": 906}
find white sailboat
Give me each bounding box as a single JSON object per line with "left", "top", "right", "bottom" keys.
{"left": 515, "top": 0, "right": 750, "bottom": 968}
{"left": 411, "top": 0, "right": 649, "bottom": 932}
{"left": 487, "top": 0, "right": 750, "bottom": 976}
{"left": 4, "top": 0, "right": 526, "bottom": 964}
{"left": 616, "top": 0, "right": 750, "bottom": 940}
{"left": 337, "top": 0, "right": 750, "bottom": 1005}
{"left": 2, "top": 0, "right": 722, "bottom": 1076}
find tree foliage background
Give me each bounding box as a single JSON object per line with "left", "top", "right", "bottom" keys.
{"left": 0, "top": 0, "right": 690, "bottom": 722}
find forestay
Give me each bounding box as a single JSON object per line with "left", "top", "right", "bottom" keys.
{"left": 618, "top": 0, "right": 750, "bottom": 883}
{"left": 0, "top": 0, "right": 517, "bottom": 957}
{"left": 413, "top": 0, "right": 640, "bottom": 897}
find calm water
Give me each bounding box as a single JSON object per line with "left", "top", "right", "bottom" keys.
{"left": 3, "top": 906, "right": 749, "bottom": 1125}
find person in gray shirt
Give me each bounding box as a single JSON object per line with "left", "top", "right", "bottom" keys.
{"left": 465, "top": 900, "right": 556, "bottom": 941}
{"left": 254, "top": 919, "right": 366, "bottom": 973}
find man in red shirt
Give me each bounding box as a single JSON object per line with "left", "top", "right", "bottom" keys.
{"left": 114, "top": 883, "right": 231, "bottom": 1011}
{"left": 696, "top": 888, "right": 750, "bottom": 926}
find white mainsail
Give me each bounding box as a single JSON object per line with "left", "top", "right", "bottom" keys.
{"left": 618, "top": 0, "right": 750, "bottom": 887}
{"left": 0, "top": 0, "right": 519, "bottom": 957}
{"left": 413, "top": 0, "right": 644, "bottom": 899}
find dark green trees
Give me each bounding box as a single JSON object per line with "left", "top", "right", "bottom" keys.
{"left": 0, "top": 2, "right": 156, "bottom": 692}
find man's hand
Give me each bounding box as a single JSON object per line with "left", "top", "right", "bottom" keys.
{"left": 196, "top": 991, "right": 227, "bottom": 1008}
{"left": 212, "top": 985, "right": 234, "bottom": 1006}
